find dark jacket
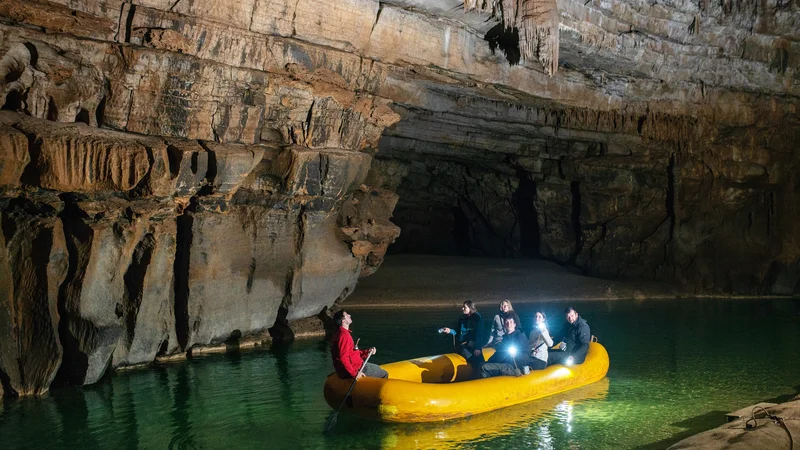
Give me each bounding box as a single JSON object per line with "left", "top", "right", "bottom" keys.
{"left": 563, "top": 316, "right": 591, "bottom": 363}
{"left": 449, "top": 312, "right": 483, "bottom": 350}
{"left": 488, "top": 330, "right": 532, "bottom": 366}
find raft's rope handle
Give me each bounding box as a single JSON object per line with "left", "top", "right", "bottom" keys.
{"left": 591, "top": 335, "right": 598, "bottom": 343}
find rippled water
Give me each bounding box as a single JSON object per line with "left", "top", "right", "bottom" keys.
{"left": 2, "top": 298, "right": 799, "bottom": 449}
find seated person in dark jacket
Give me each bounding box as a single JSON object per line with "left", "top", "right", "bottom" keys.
{"left": 480, "top": 314, "right": 532, "bottom": 378}
{"left": 548, "top": 306, "right": 591, "bottom": 366}
{"left": 439, "top": 300, "right": 484, "bottom": 368}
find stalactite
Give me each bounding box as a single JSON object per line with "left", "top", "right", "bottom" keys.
{"left": 463, "top": 0, "right": 560, "bottom": 76}
{"left": 518, "top": 0, "right": 559, "bottom": 76}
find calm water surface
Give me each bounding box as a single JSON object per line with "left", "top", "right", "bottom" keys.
{"left": 2, "top": 298, "right": 799, "bottom": 449}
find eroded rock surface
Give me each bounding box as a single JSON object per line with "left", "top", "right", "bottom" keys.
{"left": 0, "top": 43, "right": 398, "bottom": 394}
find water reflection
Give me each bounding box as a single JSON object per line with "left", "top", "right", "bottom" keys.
{"left": 380, "top": 378, "right": 609, "bottom": 449}
{"left": 2, "top": 299, "right": 799, "bottom": 449}
{"left": 54, "top": 387, "right": 99, "bottom": 448}
{"left": 168, "top": 365, "right": 197, "bottom": 450}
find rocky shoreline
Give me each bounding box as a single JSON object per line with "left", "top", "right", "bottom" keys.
{"left": 669, "top": 397, "right": 800, "bottom": 449}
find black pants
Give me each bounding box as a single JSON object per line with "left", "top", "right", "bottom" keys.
{"left": 480, "top": 362, "right": 519, "bottom": 378}
{"left": 547, "top": 350, "right": 586, "bottom": 366}
{"left": 361, "top": 362, "right": 388, "bottom": 378}
{"left": 457, "top": 345, "right": 484, "bottom": 368}
{"left": 528, "top": 357, "right": 547, "bottom": 370}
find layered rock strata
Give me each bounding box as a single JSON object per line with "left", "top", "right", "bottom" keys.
{"left": 0, "top": 0, "right": 404, "bottom": 395}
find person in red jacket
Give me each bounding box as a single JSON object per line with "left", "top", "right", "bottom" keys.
{"left": 330, "top": 310, "right": 388, "bottom": 379}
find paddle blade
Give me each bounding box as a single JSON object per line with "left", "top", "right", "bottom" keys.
{"left": 323, "top": 411, "right": 338, "bottom": 434}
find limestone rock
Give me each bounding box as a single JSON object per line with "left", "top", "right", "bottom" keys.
{"left": 0, "top": 123, "right": 29, "bottom": 187}
{"left": 111, "top": 219, "right": 179, "bottom": 368}
{"left": 286, "top": 210, "right": 361, "bottom": 320}
{"left": 339, "top": 185, "right": 401, "bottom": 277}
{"left": 22, "top": 122, "right": 151, "bottom": 193}
{"left": 179, "top": 205, "right": 298, "bottom": 349}
{"left": 56, "top": 202, "right": 170, "bottom": 385}
{"left": 275, "top": 147, "right": 372, "bottom": 198}
{"left": 0, "top": 198, "right": 67, "bottom": 396}
{"left": 669, "top": 399, "right": 800, "bottom": 449}
{"left": 0, "top": 0, "right": 121, "bottom": 40}
{"left": 0, "top": 38, "right": 106, "bottom": 126}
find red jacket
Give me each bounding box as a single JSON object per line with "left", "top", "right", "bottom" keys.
{"left": 331, "top": 327, "right": 370, "bottom": 378}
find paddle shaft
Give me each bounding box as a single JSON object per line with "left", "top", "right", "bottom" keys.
{"left": 335, "top": 352, "right": 373, "bottom": 414}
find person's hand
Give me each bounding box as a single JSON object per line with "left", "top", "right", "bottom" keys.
{"left": 442, "top": 327, "right": 451, "bottom": 334}
{"left": 356, "top": 372, "right": 366, "bottom": 380}
{"left": 473, "top": 349, "right": 481, "bottom": 357}
{"left": 369, "top": 347, "right": 377, "bottom": 355}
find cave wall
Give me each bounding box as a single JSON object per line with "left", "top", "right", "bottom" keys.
{"left": 373, "top": 100, "right": 800, "bottom": 295}
{"left": 0, "top": 0, "right": 797, "bottom": 396}
{"left": 0, "top": 0, "right": 407, "bottom": 396}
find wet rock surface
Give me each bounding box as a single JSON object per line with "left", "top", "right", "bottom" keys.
{"left": 0, "top": 0, "right": 798, "bottom": 397}
{"left": 669, "top": 399, "right": 800, "bottom": 450}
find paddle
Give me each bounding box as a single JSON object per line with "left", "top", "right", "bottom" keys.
{"left": 323, "top": 352, "right": 373, "bottom": 434}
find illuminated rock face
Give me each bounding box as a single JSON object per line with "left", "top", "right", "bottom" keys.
{"left": 0, "top": 0, "right": 797, "bottom": 395}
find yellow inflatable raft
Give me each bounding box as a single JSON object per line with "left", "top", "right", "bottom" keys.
{"left": 323, "top": 342, "right": 609, "bottom": 423}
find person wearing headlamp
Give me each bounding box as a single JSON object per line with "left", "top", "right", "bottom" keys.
{"left": 479, "top": 314, "right": 532, "bottom": 378}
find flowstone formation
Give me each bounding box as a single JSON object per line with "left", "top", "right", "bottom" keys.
{"left": 0, "top": 0, "right": 798, "bottom": 396}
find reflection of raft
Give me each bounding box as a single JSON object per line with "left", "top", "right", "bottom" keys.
{"left": 382, "top": 378, "right": 610, "bottom": 449}
{"left": 323, "top": 342, "right": 610, "bottom": 423}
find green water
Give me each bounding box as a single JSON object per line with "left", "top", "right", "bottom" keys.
{"left": 2, "top": 298, "right": 799, "bottom": 449}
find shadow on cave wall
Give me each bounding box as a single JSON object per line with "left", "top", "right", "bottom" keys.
{"left": 485, "top": 23, "right": 520, "bottom": 65}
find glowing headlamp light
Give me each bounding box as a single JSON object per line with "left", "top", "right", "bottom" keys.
{"left": 566, "top": 356, "right": 574, "bottom": 366}
{"left": 508, "top": 346, "right": 518, "bottom": 357}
